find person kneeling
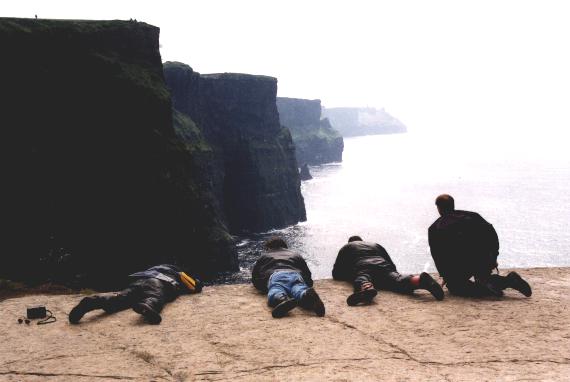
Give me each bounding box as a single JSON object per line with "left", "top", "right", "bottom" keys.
{"left": 428, "top": 194, "right": 532, "bottom": 298}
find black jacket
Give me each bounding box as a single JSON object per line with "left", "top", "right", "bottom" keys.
{"left": 332, "top": 241, "right": 397, "bottom": 281}
{"left": 129, "top": 264, "right": 203, "bottom": 294}
{"left": 251, "top": 248, "right": 314, "bottom": 292}
{"left": 428, "top": 210, "right": 499, "bottom": 279}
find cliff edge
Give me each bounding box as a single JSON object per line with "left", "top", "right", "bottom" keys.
{"left": 0, "top": 268, "right": 567, "bottom": 381}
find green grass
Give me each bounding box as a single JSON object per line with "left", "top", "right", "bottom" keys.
{"left": 172, "top": 110, "right": 213, "bottom": 153}
{"left": 290, "top": 126, "right": 342, "bottom": 143}
{"left": 0, "top": 17, "right": 154, "bottom": 35}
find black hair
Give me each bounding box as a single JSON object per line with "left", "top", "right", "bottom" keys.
{"left": 264, "top": 236, "right": 288, "bottom": 249}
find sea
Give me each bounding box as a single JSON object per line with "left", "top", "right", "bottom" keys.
{"left": 219, "top": 132, "right": 570, "bottom": 283}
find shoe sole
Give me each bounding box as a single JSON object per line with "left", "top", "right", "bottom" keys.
{"left": 420, "top": 272, "right": 445, "bottom": 301}
{"left": 347, "top": 288, "right": 378, "bottom": 306}
{"left": 68, "top": 297, "right": 99, "bottom": 324}
{"left": 68, "top": 305, "right": 85, "bottom": 324}
{"left": 271, "top": 299, "right": 297, "bottom": 318}
{"left": 509, "top": 272, "right": 532, "bottom": 297}
{"left": 304, "top": 288, "right": 326, "bottom": 317}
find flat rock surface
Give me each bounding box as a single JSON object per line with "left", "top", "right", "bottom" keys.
{"left": 1, "top": 268, "right": 569, "bottom": 381}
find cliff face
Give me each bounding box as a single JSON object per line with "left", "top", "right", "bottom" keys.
{"left": 322, "top": 107, "right": 407, "bottom": 137}
{"left": 276, "top": 97, "right": 344, "bottom": 165}
{"left": 0, "top": 18, "right": 236, "bottom": 288}
{"left": 164, "top": 62, "right": 306, "bottom": 233}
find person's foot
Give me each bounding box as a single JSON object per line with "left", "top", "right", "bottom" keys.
{"left": 299, "top": 288, "right": 325, "bottom": 317}
{"left": 271, "top": 297, "right": 297, "bottom": 318}
{"left": 419, "top": 272, "right": 445, "bottom": 301}
{"left": 347, "top": 282, "right": 378, "bottom": 306}
{"left": 69, "top": 296, "right": 100, "bottom": 324}
{"left": 133, "top": 303, "right": 162, "bottom": 324}
{"left": 506, "top": 272, "right": 532, "bottom": 297}
{"left": 477, "top": 279, "right": 504, "bottom": 297}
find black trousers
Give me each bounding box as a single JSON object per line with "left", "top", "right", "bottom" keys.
{"left": 354, "top": 267, "right": 414, "bottom": 294}
{"left": 84, "top": 278, "right": 177, "bottom": 314}
{"left": 446, "top": 273, "right": 509, "bottom": 297}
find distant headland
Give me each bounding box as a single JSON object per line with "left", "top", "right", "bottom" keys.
{"left": 322, "top": 107, "right": 407, "bottom": 137}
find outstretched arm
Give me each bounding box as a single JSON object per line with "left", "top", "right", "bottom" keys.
{"left": 428, "top": 227, "right": 451, "bottom": 279}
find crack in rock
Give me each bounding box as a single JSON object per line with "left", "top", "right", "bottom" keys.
{"left": 131, "top": 349, "right": 174, "bottom": 378}
{"left": 325, "top": 315, "right": 570, "bottom": 367}
{"left": 0, "top": 370, "right": 136, "bottom": 379}
{"left": 198, "top": 357, "right": 375, "bottom": 380}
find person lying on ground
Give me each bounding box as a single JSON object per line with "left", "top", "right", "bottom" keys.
{"left": 333, "top": 235, "right": 444, "bottom": 305}
{"left": 252, "top": 236, "right": 325, "bottom": 318}
{"left": 69, "top": 264, "right": 202, "bottom": 324}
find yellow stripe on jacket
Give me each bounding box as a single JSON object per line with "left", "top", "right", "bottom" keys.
{"left": 179, "top": 272, "right": 197, "bottom": 291}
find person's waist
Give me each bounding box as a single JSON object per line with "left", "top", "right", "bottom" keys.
{"left": 130, "top": 272, "right": 180, "bottom": 288}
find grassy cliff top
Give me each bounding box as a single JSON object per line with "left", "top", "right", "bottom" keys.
{"left": 0, "top": 17, "right": 157, "bottom": 34}
{"left": 201, "top": 72, "right": 276, "bottom": 82}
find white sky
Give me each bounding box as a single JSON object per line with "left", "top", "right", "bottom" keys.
{"left": 3, "top": 0, "right": 570, "bottom": 155}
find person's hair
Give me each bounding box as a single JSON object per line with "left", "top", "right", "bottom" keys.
{"left": 435, "top": 194, "right": 455, "bottom": 214}
{"left": 348, "top": 235, "right": 363, "bottom": 242}
{"left": 264, "top": 236, "right": 288, "bottom": 249}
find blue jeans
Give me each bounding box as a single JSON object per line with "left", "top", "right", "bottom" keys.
{"left": 267, "top": 271, "right": 309, "bottom": 307}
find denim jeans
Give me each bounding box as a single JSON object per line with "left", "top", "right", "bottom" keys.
{"left": 267, "top": 271, "right": 309, "bottom": 307}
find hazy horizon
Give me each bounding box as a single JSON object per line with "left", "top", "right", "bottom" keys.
{"left": 4, "top": 1, "right": 570, "bottom": 157}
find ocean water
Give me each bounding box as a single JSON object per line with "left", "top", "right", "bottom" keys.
{"left": 225, "top": 133, "right": 570, "bottom": 282}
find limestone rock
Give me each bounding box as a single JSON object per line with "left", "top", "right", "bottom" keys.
{"left": 0, "top": 268, "right": 566, "bottom": 381}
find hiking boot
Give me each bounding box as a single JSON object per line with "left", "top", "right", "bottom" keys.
{"left": 271, "top": 297, "right": 297, "bottom": 318}
{"left": 419, "top": 272, "right": 445, "bottom": 301}
{"left": 299, "top": 288, "right": 325, "bottom": 317}
{"left": 69, "top": 296, "right": 101, "bottom": 324}
{"left": 506, "top": 272, "right": 532, "bottom": 297}
{"left": 133, "top": 303, "right": 162, "bottom": 324}
{"left": 347, "top": 286, "right": 378, "bottom": 306}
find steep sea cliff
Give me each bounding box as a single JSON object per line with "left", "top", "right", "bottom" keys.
{"left": 0, "top": 18, "right": 248, "bottom": 287}
{"left": 164, "top": 62, "right": 306, "bottom": 233}
{"left": 277, "top": 97, "right": 343, "bottom": 165}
